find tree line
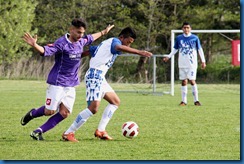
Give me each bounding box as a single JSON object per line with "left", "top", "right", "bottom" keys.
{"left": 0, "top": 0, "right": 240, "bottom": 82}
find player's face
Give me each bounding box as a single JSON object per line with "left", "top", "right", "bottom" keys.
{"left": 121, "top": 37, "right": 134, "bottom": 47}
{"left": 182, "top": 25, "right": 191, "bottom": 35}
{"left": 69, "top": 26, "right": 85, "bottom": 42}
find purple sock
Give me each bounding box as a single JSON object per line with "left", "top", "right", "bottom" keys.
{"left": 31, "top": 105, "right": 45, "bottom": 118}
{"left": 34, "top": 112, "right": 64, "bottom": 133}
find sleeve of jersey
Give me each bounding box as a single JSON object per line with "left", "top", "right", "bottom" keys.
{"left": 89, "top": 46, "right": 98, "bottom": 57}
{"left": 110, "top": 38, "right": 122, "bottom": 55}
{"left": 197, "top": 38, "right": 206, "bottom": 63}
{"left": 82, "top": 34, "right": 94, "bottom": 46}
{"left": 198, "top": 48, "right": 206, "bottom": 63}
{"left": 43, "top": 41, "right": 62, "bottom": 57}
{"left": 168, "top": 48, "right": 178, "bottom": 58}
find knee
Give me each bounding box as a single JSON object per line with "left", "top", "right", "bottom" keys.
{"left": 114, "top": 98, "right": 121, "bottom": 107}
{"left": 89, "top": 107, "right": 99, "bottom": 114}
{"left": 59, "top": 109, "right": 70, "bottom": 118}
{"left": 182, "top": 80, "right": 188, "bottom": 86}
{"left": 44, "top": 108, "right": 55, "bottom": 116}
{"left": 190, "top": 80, "right": 196, "bottom": 85}
{"left": 109, "top": 96, "right": 120, "bottom": 107}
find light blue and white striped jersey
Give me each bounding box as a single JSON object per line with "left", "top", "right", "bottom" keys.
{"left": 173, "top": 33, "right": 205, "bottom": 69}
{"left": 89, "top": 37, "right": 122, "bottom": 75}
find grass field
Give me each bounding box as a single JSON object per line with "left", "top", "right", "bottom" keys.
{"left": 0, "top": 80, "right": 240, "bottom": 160}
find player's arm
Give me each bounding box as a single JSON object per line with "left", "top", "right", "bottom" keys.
{"left": 198, "top": 48, "right": 206, "bottom": 69}
{"left": 115, "top": 45, "right": 152, "bottom": 57}
{"left": 22, "top": 32, "right": 44, "bottom": 55}
{"left": 163, "top": 48, "right": 178, "bottom": 62}
{"left": 91, "top": 24, "right": 115, "bottom": 41}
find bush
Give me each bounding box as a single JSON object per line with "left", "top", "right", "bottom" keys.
{"left": 197, "top": 55, "right": 240, "bottom": 83}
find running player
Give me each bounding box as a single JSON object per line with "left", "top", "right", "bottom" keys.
{"left": 62, "top": 27, "right": 152, "bottom": 142}
{"left": 20, "top": 18, "right": 114, "bottom": 140}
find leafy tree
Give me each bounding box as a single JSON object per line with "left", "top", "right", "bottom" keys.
{"left": 0, "top": 0, "right": 37, "bottom": 64}
{"left": 0, "top": 0, "right": 240, "bottom": 81}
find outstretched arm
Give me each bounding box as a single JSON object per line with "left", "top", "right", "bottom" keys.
{"left": 23, "top": 32, "right": 44, "bottom": 54}
{"left": 91, "top": 24, "right": 115, "bottom": 41}
{"left": 115, "top": 45, "right": 152, "bottom": 57}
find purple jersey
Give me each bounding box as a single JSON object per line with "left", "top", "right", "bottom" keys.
{"left": 43, "top": 34, "right": 93, "bottom": 87}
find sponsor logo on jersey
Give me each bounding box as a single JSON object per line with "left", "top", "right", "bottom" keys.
{"left": 69, "top": 53, "right": 81, "bottom": 60}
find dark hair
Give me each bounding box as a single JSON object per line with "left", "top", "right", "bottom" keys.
{"left": 182, "top": 22, "right": 191, "bottom": 28}
{"left": 118, "top": 27, "right": 137, "bottom": 39}
{"left": 71, "top": 18, "right": 87, "bottom": 29}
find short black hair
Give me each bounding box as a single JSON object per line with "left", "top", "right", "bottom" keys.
{"left": 118, "top": 27, "right": 137, "bottom": 39}
{"left": 182, "top": 22, "right": 191, "bottom": 28}
{"left": 71, "top": 18, "right": 87, "bottom": 29}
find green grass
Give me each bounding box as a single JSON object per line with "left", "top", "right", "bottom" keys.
{"left": 0, "top": 80, "right": 240, "bottom": 160}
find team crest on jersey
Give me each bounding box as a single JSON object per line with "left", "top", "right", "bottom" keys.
{"left": 46, "top": 98, "right": 51, "bottom": 105}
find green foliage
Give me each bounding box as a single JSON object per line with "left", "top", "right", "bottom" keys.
{"left": 0, "top": 0, "right": 37, "bottom": 64}
{"left": 0, "top": 0, "right": 240, "bottom": 82}
{"left": 0, "top": 80, "right": 240, "bottom": 159}
{"left": 197, "top": 54, "right": 240, "bottom": 83}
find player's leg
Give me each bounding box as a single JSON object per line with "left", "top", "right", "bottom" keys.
{"left": 30, "top": 85, "right": 72, "bottom": 140}
{"left": 95, "top": 81, "right": 119, "bottom": 140}
{"left": 94, "top": 92, "right": 119, "bottom": 140}
{"left": 62, "top": 101, "right": 99, "bottom": 142}
{"left": 179, "top": 68, "right": 188, "bottom": 106}
{"left": 63, "top": 68, "right": 103, "bottom": 142}
{"left": 20, "top": 85, "right": 57, "bottom": 126}
{"left": 98, "top": 93, "right": 120, "bottom": 131}
{"left": 188, "top": 69, "right": 201, "bottom": 106}
{"left": 20, "top": 106, "right": 45, "bottom": 126}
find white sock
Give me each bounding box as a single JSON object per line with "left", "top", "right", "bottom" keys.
{"left": 97, "top": 104, "right": 118, "bottom": 131}
{"left": 192, "top": 84, "right": 199, "bottom": 102}
{"left": 65, "top": 108, "right": 93, "bottom": 134}
{"left": 181, "top": 86, "right": 187, "bottom": 104}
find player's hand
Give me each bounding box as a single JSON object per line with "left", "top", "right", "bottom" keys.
{"left": 102, "top": 24, "right": 115, "bottom": 35}
{"left": 141, "top": 50, "right": 153, "bottom": 57}
{"left": 201, "top": 62, "right": 206, "bottom": 69}
{"left": 163, "top": 57, "right": 169, "bottom": 62}
{"left": 23, "top": 32, "right": 38, "bottom": 47}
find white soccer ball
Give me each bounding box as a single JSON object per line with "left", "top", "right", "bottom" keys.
{"left": 122, "top": 121, "right": 139, "bottom": 139}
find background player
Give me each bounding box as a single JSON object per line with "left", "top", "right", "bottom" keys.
{"left": 62, "top": 27, "right": 152, "bottom": 142}
{"left": 163, "top": 22, "right": 206, "bottom": 106}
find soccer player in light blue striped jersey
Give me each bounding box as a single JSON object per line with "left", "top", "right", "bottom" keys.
{"left": 62, "top": 27, "right": 152, "bottom": 142}
{"left": 163, "top": 22, "right": 206, "bottom": 106}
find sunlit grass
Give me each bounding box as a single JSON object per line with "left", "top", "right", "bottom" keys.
{"left": 0, "top": 80, "right": 240, "bottom": 160}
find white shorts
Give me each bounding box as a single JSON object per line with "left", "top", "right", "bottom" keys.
{"left": 85, "top": 68, "right": 114, "bottom": 101}
{"left": 179, "top": 68, "right": 197, "bottom": 80}
{"left": 45, "top": 84, "right": 76, "bottom": 113}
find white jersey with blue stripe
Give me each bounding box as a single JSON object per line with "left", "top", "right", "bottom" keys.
{"left": 174, "top": 33, "right": 203, "bottom": 69}
{"left": 89, "top": 37, "right": 121, "bottom": 75}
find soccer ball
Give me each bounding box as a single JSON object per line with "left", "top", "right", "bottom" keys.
{"left": 122, "top": 121, "right": 139, "bottom": 139}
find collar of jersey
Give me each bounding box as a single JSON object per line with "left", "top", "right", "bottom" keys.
{"left": 183, "top": 33, "right": 192, "bottom": 37}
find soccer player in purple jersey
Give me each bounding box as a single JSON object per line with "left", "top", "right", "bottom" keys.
{"left": 61, "top": 27, "right": 152, "bottom": 142}
{"left": 20, "top": 18, "right": 114, "bottom": 140}
{"left": 163, "top": 22, "right": 206, "bottom": 106}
